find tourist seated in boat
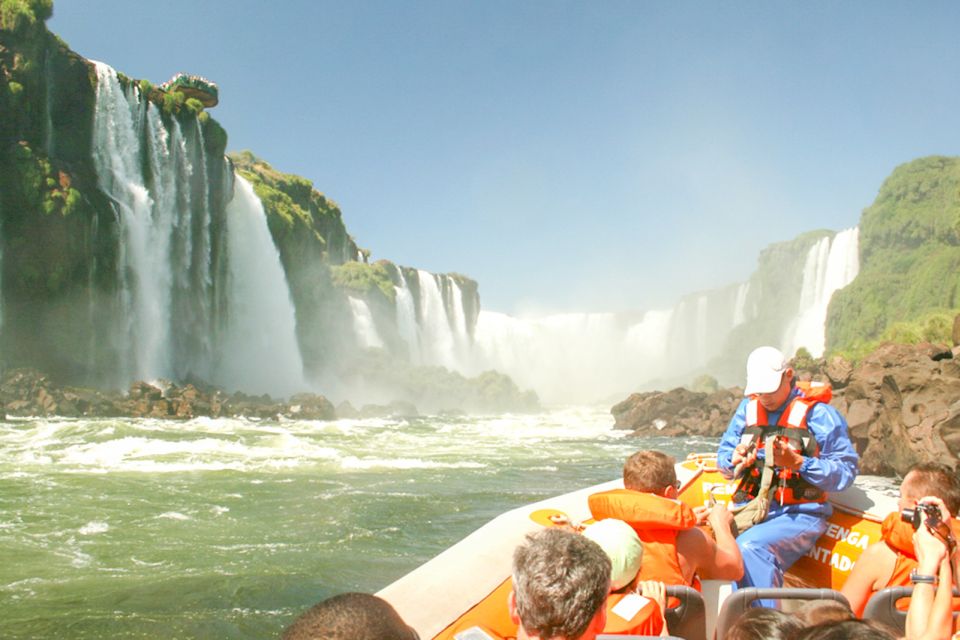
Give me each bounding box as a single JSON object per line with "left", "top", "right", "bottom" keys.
{"left": 588, "top": 449, "right": 744, "bottom": 588}
{"left": 717, "top": 346, "right": 859, "bottom": 605}
{"left": 281, "top": 592, "right": 418, "bottom": 640}
{"left": 581, "top": 517, "right": 667, "bottom": 636}
{"left": 509, "top": 528, "right": 611, "bottom": 640}
{"left": 904, "top": 495, "right": 958, "bottom": 640}
{"left": 840, "top": 462, "right": 960, "bottom": 616}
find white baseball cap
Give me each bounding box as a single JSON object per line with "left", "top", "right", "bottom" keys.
{"left": 744, "top": 346, "right": 788, "bottom": 396}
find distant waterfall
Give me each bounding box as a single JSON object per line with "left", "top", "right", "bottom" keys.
{"left": 394, "top": 271, "right": 420, "bottom": 362}
{"left": 348, "top": 296, "right": 385, "bottom": 349}
{"left": 782, "top": 227, "right": 860, "bottom": 357}
{"left": 732, "top": 282, "right": 752, "bottom": 327}
{"left": 416, "top": 270, "right": 458, "bottom": 369}
{"left": 216, "top": 176, "right": 304, "bottom": 396}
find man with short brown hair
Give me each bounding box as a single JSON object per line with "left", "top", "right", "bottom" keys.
{"left": 589, "top": 449, "right": 743, "bottom": 588}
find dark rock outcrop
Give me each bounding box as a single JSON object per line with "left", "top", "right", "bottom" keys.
{"left": 612, "top": 387, "right": 742, "bottom": 437}
{"left": 830, "top": 342, "right": 960, "bottom": 475}
{"left": 611, "top": 342, "right": 960, "bottom": 476}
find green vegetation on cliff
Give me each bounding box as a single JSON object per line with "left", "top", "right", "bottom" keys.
{"left": 330, "top": 261, "right": 396, "bottom": 302}
{"left": 827, "top": 156, "right": 960, "bottom": 356}
{"left": 0, "top": 0, "right": 51, "bottom": 34}
{"left": 231, "top": 150, "right": 355, "bottom": 264}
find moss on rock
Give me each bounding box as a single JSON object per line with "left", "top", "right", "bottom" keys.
{"left": 330, "top": 261, "right": 396, "bottom": 303}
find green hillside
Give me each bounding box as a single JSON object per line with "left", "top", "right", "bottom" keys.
{"left": 827, "top": 156, "right": 960, "bottom": 357}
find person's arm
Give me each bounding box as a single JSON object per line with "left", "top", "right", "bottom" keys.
{"left": 839, "top": 541, "right": 891, "bottom": 617}
{"left": 906, "top": 497, "right": 952, "bottom": 640}
{"left": 677, "top": 504, "right": 744, "bottom": 580}
{"left": 637, "top": 580, "right": 669, "bottom": 638}
{"left": 792, "top": 404, "right": 859, "bottom": 493}
{"left": 717, "top": 398, "right": 750, "bottom": 477}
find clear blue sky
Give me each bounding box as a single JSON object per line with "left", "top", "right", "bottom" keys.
{"left": 49, "top": 1, "right": 960, "bottom": 315}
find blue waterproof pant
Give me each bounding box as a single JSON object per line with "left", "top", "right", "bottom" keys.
{"left": 735, "top": 510, "right": 827, "bottom": 608}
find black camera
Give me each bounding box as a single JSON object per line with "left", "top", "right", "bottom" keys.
{"left": 901, "top": 502, "right": 942, "bottom": 530}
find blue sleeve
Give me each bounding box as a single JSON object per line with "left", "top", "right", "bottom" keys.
{"left": 798, "top": 403, "right": 859, "bottom": 492}
{"left": 717, "top": 398, "right": 749, "bottom": 477}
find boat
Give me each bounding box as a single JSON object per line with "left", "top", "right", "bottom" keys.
{"left": 377, "top": 453, "right": 897, "bottom": 639}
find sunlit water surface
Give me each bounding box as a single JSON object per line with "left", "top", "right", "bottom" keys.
{"left": 0, "top": 408, "right": 880, "bottom": 638}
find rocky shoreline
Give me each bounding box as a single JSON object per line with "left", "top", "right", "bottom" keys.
{"left": 611, "top": 341, "right": 960, "bottom": 477}
{"left": 0, "top": 368, "right": 365, "bottom": 421}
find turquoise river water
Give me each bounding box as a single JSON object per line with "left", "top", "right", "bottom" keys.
{"left": 0, "top": 408, "right": 719, "bottom": 639}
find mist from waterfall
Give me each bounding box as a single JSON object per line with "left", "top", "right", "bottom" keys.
{"left": 216, "top": 176, "right": 305, "bottom": 396}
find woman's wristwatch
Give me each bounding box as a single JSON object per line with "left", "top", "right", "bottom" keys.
{"left": 910, "top": 569, "right": 939, "bottom": 586}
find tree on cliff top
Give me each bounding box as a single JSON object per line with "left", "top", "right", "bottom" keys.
{"left": 0, "top": 0, "right": 52, "bottom": 34}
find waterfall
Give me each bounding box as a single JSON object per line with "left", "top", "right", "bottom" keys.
{"left": 732, "top": 282, "right": 751, "bottom": 327}
{"left": 781, "top": 227, "right": 860, "bottom": 357}
{"left": 92, "top": 61, "right": 171, "bottom": 382}
{"left": 348, "top": 296, "right": 385, "bottom": 349}
{"left": 216, "top": 175, "right": 305, "bottom": 396}
{"left": 394, "top": 271, "right": 420, "bottom": 362}
{"left": 447, "top": 278, "right": 471, "bottom": 363}
{"left": 416, "top": 270, "right": 457, "bottom": 369}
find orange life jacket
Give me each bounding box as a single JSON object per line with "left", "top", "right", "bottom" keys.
{"left": 603, "top": 592, "right": 664, "bottom": 636}
{"left": 880, "top": 512, "right": 960, "bottom": 612}
{"left": 588, "top": 488, "right": 697, "bottom": 587}
{"left": 735, "top": 381, "right": 831, "bottom": 506}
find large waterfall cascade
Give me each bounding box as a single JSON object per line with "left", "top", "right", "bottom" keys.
{"left": 91, "top": 61, "right": 304, "bottom": 396}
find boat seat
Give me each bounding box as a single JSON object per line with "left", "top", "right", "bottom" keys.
{"left": 664, "top": 585, "right": 707, "bottom": 640}
{"left": 862, "top": 585, "right": 960, "bottom": 636}
{"left": 714, "top": 587, "right": 849, "bottom": 640}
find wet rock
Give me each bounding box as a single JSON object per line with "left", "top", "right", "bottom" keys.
{"left": 611, "top": 387, "right": 742, "bottom": 437}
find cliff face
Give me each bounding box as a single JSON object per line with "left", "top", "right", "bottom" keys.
{"left": 827, "top": 156, "right": 960, "bottom": 356}
{"left": 0, "top": 5, "right": 515, "bottom": 411}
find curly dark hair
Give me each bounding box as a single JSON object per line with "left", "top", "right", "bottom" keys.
{"left": 512, "top": 528, "right": 611, "bottom": 639}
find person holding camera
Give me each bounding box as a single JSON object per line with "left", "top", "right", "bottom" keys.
{"left": 717, "top": 346, "right": 859, "bottom": 605}
{"left": 905, "top": 495, "right": 958, "bottom": 640}
{"left": 841, "top": 462, "right": 960, "bottom": 617}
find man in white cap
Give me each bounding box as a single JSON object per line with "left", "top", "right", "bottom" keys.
{"left": 716, "top": 346, "right": 859, "bottom": 605}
